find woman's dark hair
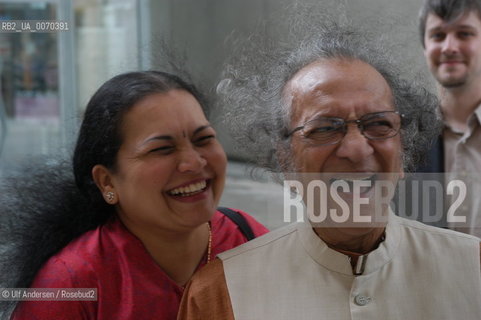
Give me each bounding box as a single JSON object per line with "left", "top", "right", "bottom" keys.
{"left": 73, "top": 70, "right": 207, "bottom": 225}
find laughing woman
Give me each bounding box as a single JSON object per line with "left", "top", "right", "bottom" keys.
{"left": 5, "top": 71, "right": 268, "bottom": 319}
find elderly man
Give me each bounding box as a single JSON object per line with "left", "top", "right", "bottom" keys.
{"left": 178, "top": 22, "right": 481, "bottom": 320}
{"left": 418, "top": 0, "right": 481, "bottom": 236}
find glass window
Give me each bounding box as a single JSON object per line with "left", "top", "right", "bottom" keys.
{"left": 0, "top": 0, "right": 142, "bottom": 173}
{"left": 74, "top": 0, "right": 140, "bottom": 112}
{"left": 0, "top": 1, "right": 61, "bottom": 171}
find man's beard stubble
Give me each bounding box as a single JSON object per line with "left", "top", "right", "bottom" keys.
{"left": 437, "top": 75, "right": 467, "bottom": 88}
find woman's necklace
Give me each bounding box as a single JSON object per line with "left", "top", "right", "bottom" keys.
{"left": 206, "top": 222, "right": 212, "bottom": 264}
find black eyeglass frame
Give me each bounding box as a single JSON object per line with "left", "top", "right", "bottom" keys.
{"left": 285, "top": 111, "right": 405, "bottom": 145}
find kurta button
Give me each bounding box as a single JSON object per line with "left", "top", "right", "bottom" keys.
{"left": 354, "top": 294, "right": 371, "bottom": 306}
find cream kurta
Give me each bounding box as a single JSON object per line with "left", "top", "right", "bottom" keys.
{"left": 217, "top": 214, "right": 481, "bottom": 320}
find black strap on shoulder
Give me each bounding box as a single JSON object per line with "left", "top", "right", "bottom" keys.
{"left": 217, "top": 207, "right": 255, "bottom": 241}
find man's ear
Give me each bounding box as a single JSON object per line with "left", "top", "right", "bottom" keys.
{"left": 92, "top": 164, "right": 118, "bottom": 205}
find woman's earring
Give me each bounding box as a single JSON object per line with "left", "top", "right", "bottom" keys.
{"left": 105, "top": 191, "right": 116, "bottom": 203}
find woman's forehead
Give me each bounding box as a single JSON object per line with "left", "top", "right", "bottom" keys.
{"left": 119, "top": 91, "right": 208, "bottom": 141}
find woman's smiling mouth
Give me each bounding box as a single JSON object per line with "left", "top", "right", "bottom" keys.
{"left": 167, "top": 179, "right": 209, "bottom": 197}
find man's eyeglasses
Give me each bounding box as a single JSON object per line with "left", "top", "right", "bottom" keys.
{"left": 285, "top": 111, "right": 404, "bottom": 145}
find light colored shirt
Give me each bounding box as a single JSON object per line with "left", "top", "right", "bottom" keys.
{"left": 444, "top": 103, "right": 481, "bottom": 236}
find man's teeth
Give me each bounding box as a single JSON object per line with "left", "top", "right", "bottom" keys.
{"left": 169, "top": 180, "right": 207, "bottom": 196}
{"left": 329, "top": 175, "right": 376, "bottom": 193}
{"left": 332, "top": 176, "right": 374, "bottom": 183}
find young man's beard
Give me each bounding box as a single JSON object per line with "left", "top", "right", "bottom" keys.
{"left": 437, "top": 72, "right": 468, "bottom": 88}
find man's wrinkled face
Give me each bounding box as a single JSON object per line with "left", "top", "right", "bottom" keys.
{"left": 285, "top": 58, "right": 403, "bottom": 176}
{"left": 424, "top": 11, "right": 481, "bottom": 88}
{"left": 284, "top": 58, "right": 404, "bottom": 229}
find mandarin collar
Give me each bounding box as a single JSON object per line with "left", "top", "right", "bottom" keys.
{"left": 296, "top": 210, "right": 401, "bottom": 276}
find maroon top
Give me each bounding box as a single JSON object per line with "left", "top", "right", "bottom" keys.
{"left": 12, "top": 210, "right": 268, "bottom": 320}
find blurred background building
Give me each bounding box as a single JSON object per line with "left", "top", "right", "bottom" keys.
{"left": 0, "top": 0, "right": 432, "bottom": 229}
